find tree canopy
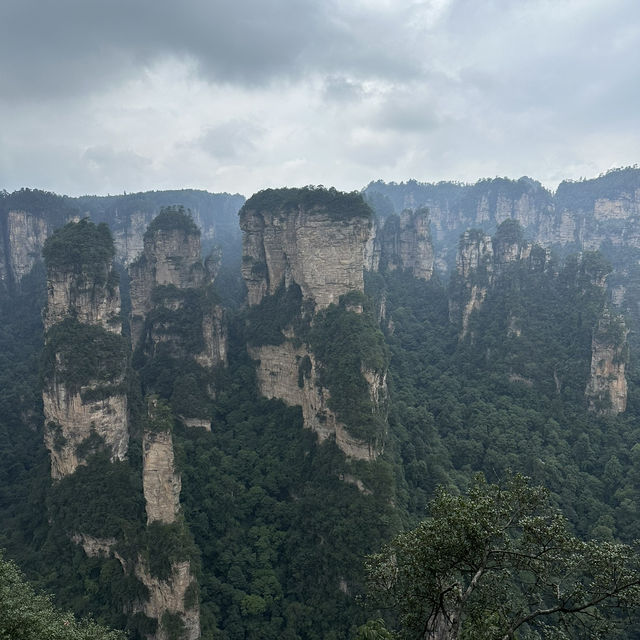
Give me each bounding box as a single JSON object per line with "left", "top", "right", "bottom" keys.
{"left": 0, "top": 550, "right": 126, "bottom": 640}
{"left": 363, "top": 474, "right": 640, "bottom": 639}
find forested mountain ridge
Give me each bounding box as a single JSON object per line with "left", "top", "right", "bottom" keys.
{"left": 365, "top": 166, "right": 640, "bottom": 271}
{"left": 1, "top": 173, "right": 640, "bottom": 638}
{"left": 0, "top": 189, "right": 245, "bottom": 292}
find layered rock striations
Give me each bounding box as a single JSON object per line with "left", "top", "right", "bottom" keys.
{"left": 41, "top": 220, "right": 129, "bottom": 479}
{"left": 366, "top": 207, "right": 434, "bottom": 280}
{"left": 241, "top": 188, "right": 388, "bottom": 461}
{"left": 129, "top": 207, "right": 227, "bottom": 371}
{"left": 240, "top": 188, "right": 371, "bottom": 309}
{"left": 585, "top": 309, "right": 628, "bottom": 415}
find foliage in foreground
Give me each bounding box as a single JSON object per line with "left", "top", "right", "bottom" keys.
{"left": 364, "top": 474, "right": 640, "bottom": 639}
{"left": 0, "top": 550, "right": 126, "bottom": 640}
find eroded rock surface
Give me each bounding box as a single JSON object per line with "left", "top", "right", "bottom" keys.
{"left": 240, "top": 197, "right": 371, "bottom": 309}
{"left": 586, "top": 310, "right": 628, "bottom": 415}
{"left": 143, "top": 427, "right": 181, "bottom": 525}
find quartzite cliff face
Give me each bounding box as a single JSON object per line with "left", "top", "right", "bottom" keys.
{"left": 41, "top": 220, "right": 129, "bottom": 479}
{"left": 241, "top": 188, "right": 387, "bottom": 461}
{"left": 129, "top": 208, "right": 227, "bottom": 373}
{"left": 449, "top": 221, "right": 542, "bottom": 338}
{"left": 366, "top": 207, "right": 435, "bottom": 280}
{"left": 240, "top": 192, "right": 370, "bottom": 309}
{"left": 586, "top": 310, "right": 629, "bottom": 415}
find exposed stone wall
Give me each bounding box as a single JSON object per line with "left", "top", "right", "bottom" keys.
{"left": 248, "top": 343, "right": 381, "bottom": 460}
{"left": 130, "top": 226, "right": 205, "bottom": 349}
{"left": 586, "top": 311, "right": 628, "bottom": 415}
{"left": 135, "top": 560, "right": 200, "bottom": 640}
{"left": 142, "top": 428, "right": 181, "bottom": 525}
{"left": 240, "top": 206, "right": 370, "bottom": 309}
{"left": 451, "top": 228, "right": 538, "bottom": 338}
{"left": 367, "top": 208, "right": 434, "bottom": 280}
{"left": 129, "top": 222, "right": 226, "bottom": 373}
{"left": 44, "top": 266, "right": 121, "bottom": 333}
{"left": 43, "top": 378, "right": 128, "bottom": 479}
{"left": 7, "top": 210, "right": 54, "bottom": 282}
{"left": 42, "top": 221, "right": 129, "bottom": 479}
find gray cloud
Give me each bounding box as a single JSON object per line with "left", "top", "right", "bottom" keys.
{"left": 198, "top": 121, "right": 263, "bottom": 160}
{"left": 1, "top": 0, "right": 639, "bottom": 196}
{"left": 0, "top": 0, "right": 431, "bottom": 102}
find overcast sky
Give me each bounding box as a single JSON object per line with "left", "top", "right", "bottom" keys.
{"left": 1, "top": 0, "right": 638, "bottom": 198}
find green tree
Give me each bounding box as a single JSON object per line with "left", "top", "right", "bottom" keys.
{"left": 364, "top": 474, "right": 640, "bottom": 639}
{"left": 0, "top": 551, "right": 126, "bottom": 640}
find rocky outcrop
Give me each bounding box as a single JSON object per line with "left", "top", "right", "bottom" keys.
{"left": 367, "top": 208, "right": 434, "bottom": 280}
{"left": 135, "top": 560, "right": 200, "bottom": 640}
{"left": 43, "top": 377, "right": 129, "bottom": 479}
{"left": 241, "top": 188, "right": 387, "bottom": 461}
{"left": 585, "top": 310, "right": 628, "bottom": 415}
{"left": 450, "top": 222, "right": 545, "bottom": 338}
{"left": 449, "top": 230, "right": 493, "bottom": 336}
{"left": 7, "top": 210, "right": 55, "bottom": 282}
{"left": 42, "top": 220, "right": 129, "bottom": 479}
{"left": 44, "top": 265, "right": 121, "bottom": 333}
{"left": 249, "top": 342, "right": 382, "bottom": 460}
{"left": 130, "top": 212, "right": 204, "bottom": 348}
{"left": 364, "top": 171, "right": 640, "bottom": 275}
{"left": 240, "top": 189, "right": 371, "bottom": 309}
{"left": 129, "top": 208, "right": 227, "bottom": 373}
{"left": 143, "top": 427, "right": 181, "bottom": 525}
{"left": 138, "top": 398, "right": 200, "bottom": 640}
{"left": 71, "top": 533, "right": 118, "bottom": 558}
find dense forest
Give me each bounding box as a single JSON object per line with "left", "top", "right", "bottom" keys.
{"left": 2, "top": 175, "right": 640, "bottom": 638}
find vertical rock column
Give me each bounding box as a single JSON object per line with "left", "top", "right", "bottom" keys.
{"left": 586, "top": 310, "right": 628, "bottom": 415}
{"left": 240, "top": 188, "right": 388, "bottom": 461}
{"left": 129, "top": 206, "right": 227, "bottom": 369}
{"left": 41, "top": 219, "right": 129, "bottom": 479}
{"left": 137, "top": 398, "right": 200, "bottom": 640}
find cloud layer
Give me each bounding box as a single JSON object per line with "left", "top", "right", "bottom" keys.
{"left": 1, "top": 0, "right": 638, "bottom": 196}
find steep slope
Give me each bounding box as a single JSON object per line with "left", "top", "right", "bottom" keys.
{"left": 366, "top": 207, "right": 434, "bottom": 280}
{"left": 0, "top": 189, "right": 244, "bottom": 294}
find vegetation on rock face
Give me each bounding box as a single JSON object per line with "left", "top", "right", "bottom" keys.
{"left": 244, "top": 282, "right": 308, "bottom": 346}
{"left": 0, "top": 188, "right": 77, "bottom": 225}
{"left": 42, "top": 319, "right": 128, "bottom": 394}
{"left": 145, "top": 396, "right": 174, "bottom": 434}
{"left": 144, "top": 205, "right": 200, "bottom": 239}
{"left": 310, "top": 291, "right": 389, "bottom": 442}
{"left": 242, "top": 186, "right": 373, "bottom": 221}
{"left": 47, "top": 454, "right": 145, "bottom": 539}
{"left": 42, "top": 219, "right": 115, "bottom": 281}
{"left": 6, "top": 180, "right": 640, "bottom": 640}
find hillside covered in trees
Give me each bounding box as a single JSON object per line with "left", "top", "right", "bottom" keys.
{"left": 1, "top": 172, "right": 640, "bottom": 638}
